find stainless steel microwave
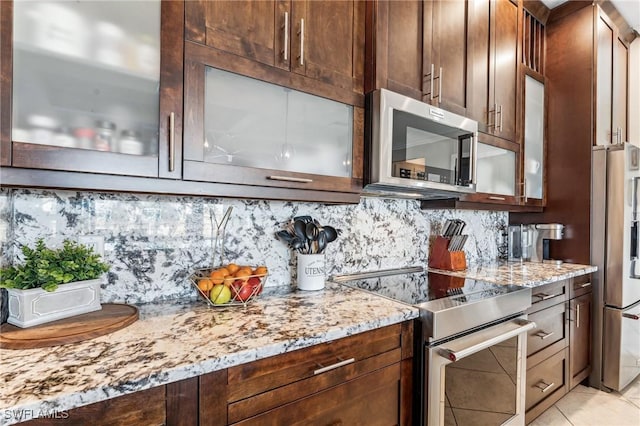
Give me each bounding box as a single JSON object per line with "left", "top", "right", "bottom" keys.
{"left": 364, "top": 89, "right": 478, "bottom": 199}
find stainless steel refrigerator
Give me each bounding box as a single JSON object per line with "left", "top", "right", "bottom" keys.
{"left": 591, "top": 142, "right": 640, "bottom": 391}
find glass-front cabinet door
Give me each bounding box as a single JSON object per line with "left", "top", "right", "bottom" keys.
{"left": 6, "top": 0, "right": 182, "bottom": 178}
{"left": 183, "top": 55, "right": 361, "bottom": 197}
{"left": 523, "top": 74, "right": 545, "bottom": 203}
{"left": 463, "top": 137, "right": 519, "bottom": 206}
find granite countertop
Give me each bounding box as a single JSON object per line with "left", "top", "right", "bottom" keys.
{"left": 0, "top": 283, "right": 419, "bottom": 425}
{"left": 428, "top": 261, "right": 597, "bottom": 287}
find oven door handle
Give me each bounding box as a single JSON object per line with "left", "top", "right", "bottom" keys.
{"left": 438, "top": 319, "right": 537, "bottom": 362}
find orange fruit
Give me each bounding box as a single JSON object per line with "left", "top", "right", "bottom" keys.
{"left": 253, "top": 266, "right": 268, "bottom": 277}
{"left": 234, "top": 268, "right": 252, "bottom": 281}
{"left": 218, "top": 267, "right": 230, "bottom": 277}
{"left": 209, "top": 270, "right": 225, "bottom": 285}
{"left": 226, "top": 263, "right": 240, "bottom": 275}
{"left": 198, "top": 278, "right": 213, "bottom": 292}
{"left": 223, "top": 275, "right": 236, "bottom": 286}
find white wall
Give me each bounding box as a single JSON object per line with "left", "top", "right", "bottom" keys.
{"left": 630, "top": 38, "right": 640, "bottom": 145}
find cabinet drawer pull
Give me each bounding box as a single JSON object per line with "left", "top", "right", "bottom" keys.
{"left": 169, "top": 112, "right": 175, "bottom": 172}
{"left": 576, "top": 282, "right": 592, "bottom": 289}
{"left": 298, "top": 18, "right": 305, "bottom": 66}
{"left": 534, "top": 292, "right": 559, "bottom": 301}
{"left": 622, "top": 313, "right": 639, "bottom": 320}
{"left": 535, "top": 330, "right": 555, "bottom": 340}
{"left": 282, "top": 12, "right": 289, "bottom": 61}
{"left": 267, "top": 175, "right": 313, "bottom": 183}
{"left": 488, "top": 196, "right": 506, "bottom": 201}
{"left": 313, "top": 358, "right": 355, "bottom": 375}
{"left": 535, "top": 380, "right": 555, "bottom": 393}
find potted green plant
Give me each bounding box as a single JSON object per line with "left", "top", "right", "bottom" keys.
{"left": 0, "top": 239, "right": 109, "bottom": 328}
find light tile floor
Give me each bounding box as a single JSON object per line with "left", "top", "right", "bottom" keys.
{"left": 529, "top": 376, "right": 640, "bottom": 426}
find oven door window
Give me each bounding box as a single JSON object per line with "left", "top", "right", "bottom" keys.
{"left": 444, "top": 337, "right": 518, "bottom": 425}
{"left": 391, "top": 110, "right": 472, "bottom": 186}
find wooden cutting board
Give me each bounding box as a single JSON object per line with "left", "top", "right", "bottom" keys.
{"left": 0, "top": 303, "right": 138, "bottom": 349}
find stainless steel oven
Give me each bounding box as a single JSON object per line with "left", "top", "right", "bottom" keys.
{"left": 365, "top": 89, "right": 478, "bottom": 199}
{"left": 332, "top": 267, "right": 533, "bottom": 426}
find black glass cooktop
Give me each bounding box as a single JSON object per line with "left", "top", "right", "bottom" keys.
{"left": 332, "top": 267, "right": 522, "bottom": 308}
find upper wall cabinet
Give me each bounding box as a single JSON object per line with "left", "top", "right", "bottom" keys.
{"left": 185, "top": 0, "right": 365, "bottom": 107}
{"left": 182, "top": 1, "right": 365, "bottom": 201}
{"left": 423, "top": 0, "right": 470, "bottom": 115}
{"left": 596, "top": 8, "right": 628, "bottom": 146}
{"left": 468, "top": 0, "right": 519, "bottom": 143}
{"left": 365, "top": 0, "right": 470, "bottom": 116}
{"left": 1, "top": 0, "right": 183, "bottom": 178}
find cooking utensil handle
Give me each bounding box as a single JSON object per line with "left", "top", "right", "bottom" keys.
{"left": 313, "top": 358, "right": 355, "bottom": 375}
{"left": 169, "top": 112, "right": 175, "bottom": 172}
{"left": 439, "top": 319, "right": 536, "bottom": 362}
{"left": 267, "top": 175, "right": 313, "bottom": 183}
{"left": 535, "top": 380, "right": 555, "bottom": 393}
{"left": 283, "top": 12, "right": 289, "bottom": 61}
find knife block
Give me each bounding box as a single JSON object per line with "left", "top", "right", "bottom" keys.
{"left": 428, "top": 236, "right": 467, "bottom": 271}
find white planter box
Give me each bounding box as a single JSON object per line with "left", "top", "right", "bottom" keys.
{"left": 7, "top": 278, "right": 102, "bottom": 328}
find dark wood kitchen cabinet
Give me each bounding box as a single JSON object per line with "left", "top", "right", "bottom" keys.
{"left": 422, "top": 0, "right": 470, "bottom": 115}
{"left": 468, "top": 0, "right": 519, "bottom": 143}
{"left": 525, "top": 274, "right": 593, "bottom": 424}
{"left": 596, "top": 8, "right": 628, "bottom": 146}
{"left": 21, "top": 378, "right": 198, "bottom": 426}
{"left": 510, "top": 2, "right": 634, "bottom": 264}
{"left": 0, "top": 0, "right": 184, "bottom": 180}
{"left": 181, "top": 0, "right": 364, "bottom": 202}
{"left": 16, "top": 322, "right": 414, "bottom": 425}
{"left": 200, "top": 322, "right": 414, "bottom": 425}
{"left": 569, "top": 275, "right": 592, "bottom": 389}
{"left": 185, "top": 0, "right": 365, "bottom": 106}
{"left": 366, "top": 0, "right": 470, "bottom": 116}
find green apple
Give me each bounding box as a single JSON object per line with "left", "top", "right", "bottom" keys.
{"left": 210, "top": 284, "right": 232, "bottom": 304}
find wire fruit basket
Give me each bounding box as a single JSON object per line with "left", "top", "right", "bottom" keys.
{"left": 190, "top": 265, "right": 268, "bottom": 307}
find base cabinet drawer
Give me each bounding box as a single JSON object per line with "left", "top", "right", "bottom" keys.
{"left": 527, "top": 303, "right": 569, "bottom": 364}
{"left": 525, "top": 348, "right": 569, "bottom": 424}
{"left": 232, "top": 363, "right": 402, "bottom": 426}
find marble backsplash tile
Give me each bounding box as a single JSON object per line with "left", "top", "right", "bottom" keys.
{"left": 0, "top": 188, "right": 507, "bottom": 306}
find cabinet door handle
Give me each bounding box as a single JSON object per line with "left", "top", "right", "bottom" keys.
{"left": 576, "top": 303, "right": 580, "bottom": 328}
{"left": 498, "top": 104, "right": 503, "bottom": 132}
{"left": 283, "top": 12, "right": 289, "bottom": 61}
{"left": 523, "top": 179, "right": 528, "bottom": 203}
{"left": 430, "top": 63, "right": 435, "bottom": 101}
{"left": 487, "top": 104, "right": 497, "bottom": 128}
{"left": 618, "top": 127, "right": 622, "bottom": 144}
{"left": 535, "top": 380, "right": 555, "bottom": 393}
{"left": 534, "top": 292, "right": 558, "bottom": 301}
{"left": 298, "top": 19, "right": 305, "bottom": 66}
{"left": 622, "top": 313, "right": 640, "bottom": 320}
{"left": 438, "top": 67, "right": 443, "bottom": 104}
{"left": 313, "top": 358, "right": 355, "bottom": 375}
{"left": 488, "top": 196, "right": 506, "bottom": 201}
{"left": 267, "top": 175, "right": 313, "bottom": 183}
{"left": 577, "top": 282, "right": 592, "bottom": 289}
{"left": 169, "top": 112, "right": 175, "bottom": 172}
{"left": 535, "top": 330, "right": 555, "bottom": 340}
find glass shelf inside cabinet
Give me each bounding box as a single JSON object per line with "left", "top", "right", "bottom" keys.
{"left": 203, "top": 67, "right": 353, "bottom": 178}
{"left": 12, "top": 0, "right": 160, "bottom": 156}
